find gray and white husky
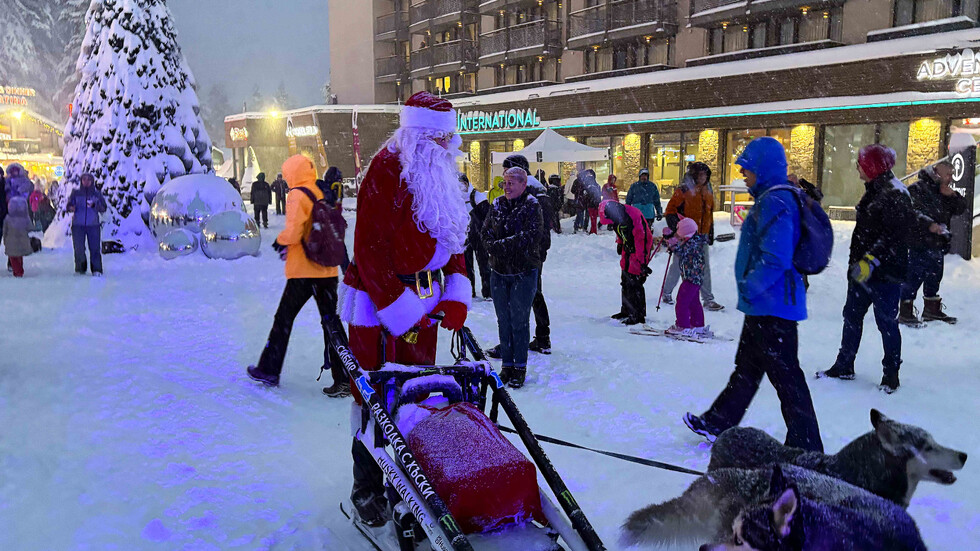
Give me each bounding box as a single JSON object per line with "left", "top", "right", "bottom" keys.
{"left": 621, "top": 464, "right": 926, "bottom": 548}
{"left": 699, "top": 465, "right": 927, "bottom": 551}
{"left": 708, "top": 409, "right": 967, "bottom": 507}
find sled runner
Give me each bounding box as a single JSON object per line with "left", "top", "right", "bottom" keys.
{"left": 325, "top": 316, "right": 606, "bottom": 551}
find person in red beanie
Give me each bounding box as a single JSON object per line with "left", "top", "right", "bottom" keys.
{"left": 337, "top": 91, "right": 472, "bottom": 526}
{"left": 818, "top": 143, "right": 915, "bottom": 394}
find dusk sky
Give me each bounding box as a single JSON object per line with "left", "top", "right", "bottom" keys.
{"left": 169, "top": 0, "right": 331, "bottom": 114}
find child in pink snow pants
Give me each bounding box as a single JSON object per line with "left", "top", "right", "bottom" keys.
{"left": 664, "top": 217, "right": 709, "bottom": 337}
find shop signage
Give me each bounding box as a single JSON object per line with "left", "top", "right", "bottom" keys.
{"left": 457, "top": 108, "right": 541, "bottom": 132}
{"left": 285, "top": 124, "right": 318, "bottom": 138}
{"left": 55, "top": 166, "right": 65, "bottom": 178}
{"left": 948, "top": 146, "right": 976, "bottom": 260}
{"left": 0, "top": 85, "right": 35, "bottom": 106}
{"left": 229, "top": 127, "right": 248, "bottom": 142}
{"left": 916, "top": 49, "right": 980, "bottom": 94}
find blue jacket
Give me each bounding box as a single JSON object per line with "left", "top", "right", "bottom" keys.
{"left": 625, "top": 180, "right": 662, "bottom": 219}
{"left": 67, "top": 185, "right": 108, "bottom": 227}
{"left": 733, "top": 137, "right": 806, "bottom": 321}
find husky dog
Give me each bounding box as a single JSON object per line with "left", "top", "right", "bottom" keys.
{"left": 621, "top": 464, "right": 926, "bottom": 547}
{"left": 699, "top": 465, "right": 927, "bottom": 551}
{"left": 708, "top": 409, "right": 967, "bottom": 507}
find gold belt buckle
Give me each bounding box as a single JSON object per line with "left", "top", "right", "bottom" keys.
{"left": 415, "top": 270, "right": 434, "bottom": 299}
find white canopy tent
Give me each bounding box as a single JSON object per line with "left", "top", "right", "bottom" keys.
{"left": 490, "top": 128, "right": 608, "bottom": 164}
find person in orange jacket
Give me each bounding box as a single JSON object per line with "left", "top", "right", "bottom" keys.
{"left": 247, "top": 154, "right": 349, "bottom": 397}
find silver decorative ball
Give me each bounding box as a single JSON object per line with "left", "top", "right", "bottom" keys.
{"left": 201, "top": 210, "right": 261, "bottom": 260}
{"left": 150, "top": 174, "right": 244, "bottom": 239}
{"left": 158, "top": 229, "right": 198, "bottom": 260}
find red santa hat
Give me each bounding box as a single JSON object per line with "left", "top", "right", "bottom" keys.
{"left": 400, "top": 92, "right": 457, "bottom": 134}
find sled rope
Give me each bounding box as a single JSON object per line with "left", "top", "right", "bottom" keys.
{"left": 496, "top": 425, "right": 704, "bottom": 476}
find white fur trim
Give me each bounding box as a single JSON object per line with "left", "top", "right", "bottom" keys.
{"left": 337, "top": 281, "right": 355, "bottom": 321}
{"left": 425, "top": 242, "right": 451, "bottom": 271}
{"left": 377, "top": 288, "right": 428, "bottom": 337}
{"left": 441, "top": 273, "right": 472, "bottom": 308}
{"left": 400, "top": 105, "right": 457, "bottom": 133}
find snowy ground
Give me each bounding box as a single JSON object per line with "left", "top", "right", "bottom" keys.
{"left": 1, "top": 211, "right": 978, "bottom": 550}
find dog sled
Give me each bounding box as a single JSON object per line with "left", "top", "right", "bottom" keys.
{"left": 325, "top": 316, "right": 606, "bottom": 551}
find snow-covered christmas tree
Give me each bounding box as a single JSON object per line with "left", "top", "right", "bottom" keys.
{"left": 62, "top": 0, "right": 212, "bottom": 249}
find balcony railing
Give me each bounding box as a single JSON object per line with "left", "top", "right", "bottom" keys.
{"left": 690, "top": 0, "right": 741, "bottom": 15}
{"left": 375, "top": 10, "right": 408, "bottom": 36}
{"left": 410, "top": 39, "right": 478, "bottom": 72}
{"left": 376, "top": 55, "right": 408, "bottom": 77}
{"left": 409, "top": 0, "right": 476, "bottom": 26}
{"left": 479, "top": 19, "right": 562, "bottom": 59}
{"left": 569, "top": 0, "right": 677, "bottom": 45}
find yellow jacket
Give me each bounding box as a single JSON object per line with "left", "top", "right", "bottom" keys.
{"left": 277, "top": 155, "right": 340, "bottom": 279}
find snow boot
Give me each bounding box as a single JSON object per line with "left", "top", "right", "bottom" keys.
{"left": 508, "top": 366, "right": 527, "bottom": 389}
{"left": 922, "top": 296, "right": 957, "bottom": 324}
{"left": 662, "top": 294, "right": 674, "bottom": 305}
{"left": 815, "top": 363, "right": 855, "bottom": 380}
{"left": 898, "top": 300, "right": 921, "bottom": 326}
{"left": 610, "top": 311, "right": 629, "bottom": 320}
{"left": 247, "top": 365, "right": 279, "bottom": 387}
{"left": 683, "top": 412, "right": 722, "bottom": 443}
{"left": 621, "top": 317, "right": 644, "bottom": 326}
{"left": 703, "top": 300, "right": 725, "bottom": 311}
{"left": 498, "top": 366, "right": 515, "bottom": 385}
{"left": 322, "top": 380, "right": 351, "bottom": 398}
{"left": 486, "top": 344, "right": 502, "bottom": 359}
{"left": 529, "top": 337, "right": 552, "bottom": 355}
{"left": 878, "top": 373, "right": 900, "bottom": 394}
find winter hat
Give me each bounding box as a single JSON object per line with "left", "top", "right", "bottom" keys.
{"left": 638, "top": 168, "right": 650, "bottom": 177}
{"left": 323, "top": 166, "right": 343, "bottom": 185}
{"left": 858, "top": 144, "right": 897, "bottom": 180}
{"left": 676, "top": 216, "right": 698, "bottom": 239}
{"left": 503, "top": 154, "right": 530, "bottom": 173}
{"left": 598, "top": 199, "right": 627, "bottom": 226}
{"left": 256, "top": 172, "right": 266, "bottom": 182}
{"left": 400, "top": 91, "right": 456, "bottom": 134}
{"left": 687, "top": 161, "right": 711, "bottom": 181}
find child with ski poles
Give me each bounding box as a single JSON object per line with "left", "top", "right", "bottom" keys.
{"left": 662, "top": 216, "right": 712, "bottom": 338}
{"left": 598, "top": 199, "right": 653, "bottom": 325}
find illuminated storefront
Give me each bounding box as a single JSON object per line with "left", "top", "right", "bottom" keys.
{"left": 0, "top": 86, "right": 64, "bottom": 185}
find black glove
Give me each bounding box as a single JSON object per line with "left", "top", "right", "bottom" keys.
{"left": 641, "top": 265, "right": 653, "bottom": 277}
{"left": 617, "top": 243, "right": 623, "bottom": 255}
{"left": 272, "top": 240, "right": 287, "bottom": 261}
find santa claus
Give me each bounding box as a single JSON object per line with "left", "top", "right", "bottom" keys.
{"left": 338, "top": 91, "right": 471, "bottom": 526}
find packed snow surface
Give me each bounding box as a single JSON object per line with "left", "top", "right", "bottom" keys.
{"left": 1, "top": 212, "right": 977, "bottom": 549}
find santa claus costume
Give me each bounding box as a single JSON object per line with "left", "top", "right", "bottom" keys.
{"left": 338, "top": 91, "right": 471, "bottom": 525}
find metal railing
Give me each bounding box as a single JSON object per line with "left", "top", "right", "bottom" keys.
{"left": 375, "top": 10, "right": 408, "bottom": 35}
{"left": 409, "top": 0, "right": 472, "bottom": 25}
{"left": 411, "top": 39, "right": 478, "bottom": 71}
{"left": 609, "top": 0, "right": 677, "bottom": 27}
{"left": 690, "top": 0, "right": 743, "bottom": 14}
{"left": 376, "top": 55, "right": 408, "bottom": 76}
{"left": 479, "top": 19, "right": 562, "bottom": 57}
{"left": 569, "top": 4, "right": 607, "bottom": 39}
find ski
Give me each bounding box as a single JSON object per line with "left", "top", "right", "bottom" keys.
{"left": 628, "top": 325, "right": 733, "bottom": 343}
{"left": 340, "top": 501, "right": 398, "bottom": 551}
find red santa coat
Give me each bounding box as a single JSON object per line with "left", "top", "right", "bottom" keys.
{"left": 339, "top": 148, "right": 470, "bottom": 338}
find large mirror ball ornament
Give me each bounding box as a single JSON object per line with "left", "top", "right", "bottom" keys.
{"left": 158, "top": 229, "right": 198, "bottom": 260}
{"left": 150, "top": 174, "right": 245, "bottom": 239}
{"left": 201, "top": 210, "right": 261, "bottom": 260}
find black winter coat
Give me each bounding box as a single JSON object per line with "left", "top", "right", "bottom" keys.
{"left": 250, "top": 179, "right": 272, "bottom": 206}
{"left": 466, "top": 188, "right": 490, "bottom": 250}
{"left": 0, "top": 174, "right": 7, "bottom": 225}
{"left": 907, "top": 170, "right": 968, "bottom": 252}
{"left": 482, "top": 190, "right": 544, "bottom": 275}
{"left": 528, "top": 180, "right": 552, "bottom": 257}
{"left": 849, "top": 171, "right": 915, "bottom": 283}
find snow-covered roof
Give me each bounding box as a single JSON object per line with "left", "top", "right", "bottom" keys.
{"left": 224, "top": 104, "right": 401, "bottom": 123}
{"left": 0, "top": 106, "right": 64, "bottom": 135}
{"left": 450, "top": 27, "right": 980, "bottom": 109}
{"left": 490, "top": 128, "right": 608, "bottom": 163}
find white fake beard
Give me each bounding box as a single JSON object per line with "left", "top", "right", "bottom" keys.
{"left": 387, "top": 129, "right": 469, "bottom": 254}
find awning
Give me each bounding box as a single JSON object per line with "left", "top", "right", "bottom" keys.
{"left": 490, "top": 128, "right": 608, "bottom": 164}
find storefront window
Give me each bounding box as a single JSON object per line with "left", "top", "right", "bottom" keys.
{"left": 585, "top": 136, "right": 611, "bottom": 182}
{"left": 878, "top": 122, "right": 910, "bottom": 179}
{"left": 726, "top": 129, "right": 766, "bottom": 186}
{"left": 648, "top": 133, "right": 682, "bottom": 196}
{"left": 822, "top": 124, "right": 876, "bottom": 208}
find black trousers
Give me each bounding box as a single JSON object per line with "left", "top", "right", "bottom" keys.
{"left": 464, "top": 241, "right": 491, "bottom": 298}
{"left": 532, "top": 269, "right": 550, "bottom": 340}
{"left": 351, "top": 438, "right": 387, "bottom": 518}
{"left": 256, "top": 277, "right": 344, "bottom": 384}
{"left": 275, "top": 194, "right": 285, "bottom": 215}
{"left": 703, "top": 315, "right": 823, "bottom": 452}
{"left": 621, "top": 270, "right": 647, "bottom": 320}
{"left": 253, "top": 205, "right": 269, "bottom": 227}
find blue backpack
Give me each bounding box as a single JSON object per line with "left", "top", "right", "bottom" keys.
{"left": 756, "top": 184, "right": 834, "bottom": 275}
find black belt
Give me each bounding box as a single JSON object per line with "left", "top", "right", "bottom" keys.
{"left": 397, "top": 269, "right": 443, "bottom": 298}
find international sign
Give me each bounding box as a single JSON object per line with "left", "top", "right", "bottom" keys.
{"left": 916, "top": 48, "right": 980, "bottom": 94}
{"left": 457, "top": 108, "right": 541, "bottom": 132}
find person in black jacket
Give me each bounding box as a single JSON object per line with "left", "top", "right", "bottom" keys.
{"left": 899, "top": 161, "right": 967, "bottom": 325}
{"left": 0, "top": 165, "right": 7, "bottom": 240}
{"left": 503, "top": 155, "right": 553, "bottom": 354}
{"left": 271, "top": 173, "right": 288, "bottom": 215}
{"left": 818, "top": 144, "right": 914, "bottom": 394}
{"left": 461, "top": 174, "right": 491, "bottom": 300}
{"left": 547, "top": 174, "right": 564, "bottom": 233}
{"left": 250, "top": 172, "right": 272, "bottom": 228}
{"left": 482, "top": 167, "right": 544, "bottom": 388}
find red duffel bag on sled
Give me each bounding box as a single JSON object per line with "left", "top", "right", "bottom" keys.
{"left": 407, "top": 401, "right": 546, "bottom": 534}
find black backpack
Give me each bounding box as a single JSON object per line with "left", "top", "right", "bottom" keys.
{"left": 294, "top": 187, "right": 348, "bottom": 267}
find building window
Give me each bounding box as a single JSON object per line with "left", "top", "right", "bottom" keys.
{"left": 894, "top": 0, "right": 977, "bottom": 25}
{"left": 822, "top": 124, "right": 877, "bottom": 208}
{"left": 709, "top": 27, "right": 724, "bottom": 55}
{"left": 647, "top": 38, "right": 672, "bottom": 65}
{"left": 779, "top": 18, "right": 797, "bottom": 45}
{"left": 750, "top": 22, "right": 767, "bottom": 49}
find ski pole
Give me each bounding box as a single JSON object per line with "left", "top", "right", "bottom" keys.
{"left": 656, "top": 251, "right": 672, "bottom": 312}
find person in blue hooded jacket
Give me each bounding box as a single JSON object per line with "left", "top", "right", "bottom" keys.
{"left": 683, "top": 137, "right": 822, "bottom": 453}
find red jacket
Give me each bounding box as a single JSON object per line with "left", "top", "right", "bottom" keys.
{"left": 339, "top": 148, "right": 470, "bottom": 337}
